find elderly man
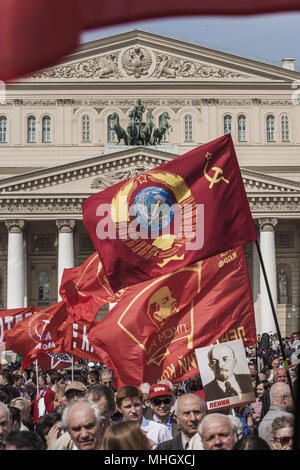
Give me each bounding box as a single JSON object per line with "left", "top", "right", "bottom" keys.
{"left": 0, "top": 402, "right": 12, "bottom": 448}
{"left": 258, "top": 382, "right": 294, "bottom": 447}
{"left": 198, "top": 413, "right": 240, "bottom": 450}
{"left": 62, "top": 399, "right": 104, "bottom": 450}
{"left": 99, "top": 369, "right": 115, "bottom": 390}
{"left": 157, "top": 393, "right": 206, "bottom": 450}
{"left": 144, "top": 383, "right": 179, "bottom": 437}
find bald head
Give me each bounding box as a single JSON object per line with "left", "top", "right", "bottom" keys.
{"left": 174, "top": 393, "right": 206, "bottom": 440}
{"left": 270, "top": 382, "right": 294, "bottom": 412}
{"left": 0, "top": 401, "right": 11, "bottom": 445}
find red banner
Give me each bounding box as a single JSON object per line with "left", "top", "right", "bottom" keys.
{"left": 83, "top": 135, "right": 257, "bottom": 292}
{"left": 59, "top": 252, "right": 126, "bottom": 322}
{"left": 1, "top": 0, "right": 300, "bottom": 81}
{"left": 88, "top": 246, "right": 256, "bottom": 388}
{"left": 0, "top": 306, "right": 37, "bottom": 343}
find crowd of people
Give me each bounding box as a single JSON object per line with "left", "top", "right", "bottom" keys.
{"left": 0, "top": 331, "right": 299, "bottom": 451}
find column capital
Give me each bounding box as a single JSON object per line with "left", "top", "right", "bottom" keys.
{"left": 56, "top": 219, "right": 76, "bottom": 233}
{"left": 258, "top": 218, "right": 278, "bottom": 232}
{"left": 5, "top": 219, "right": 25, "bottom": 234}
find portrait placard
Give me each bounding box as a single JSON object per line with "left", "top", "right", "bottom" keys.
{"left": 195, "top": 339, "right": 255, "bottom": 411}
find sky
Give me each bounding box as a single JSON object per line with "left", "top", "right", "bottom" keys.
{"left": 81, "top": 12, "right": 300, "bottom": 70}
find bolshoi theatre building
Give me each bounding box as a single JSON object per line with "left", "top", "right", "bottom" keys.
{"left": 0, "top": 29, "right": 300, "bottom": 337}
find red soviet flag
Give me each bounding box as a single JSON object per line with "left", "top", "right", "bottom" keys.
{"left": 88, "top": 246, "right": 256, "bottom": 388}
{"left": 83, "top": 134, "right": 256, "bottom": 292}
{"left": 59, "top": 252, "right": 127, "bottom": 322}
{"left": 0, "top": 306, "right": 36, "bottom": 343}
{"left": 4, "top": 301, "right": 68, "bottom": 369}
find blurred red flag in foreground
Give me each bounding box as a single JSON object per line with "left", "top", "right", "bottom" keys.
{"left": 89, "top": 246, "right": 256, "bottom": 388}
{"left": 83, "top": 135, "right": 257, "bottom": 292}
{"left": 2, "top": 0, "right": 300, "bottom": 81}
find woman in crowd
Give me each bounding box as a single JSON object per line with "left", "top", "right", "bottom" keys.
{"left": 100, "top": 421, "right": 152, "bottom": 450}
{"left": 270, "top": 415, "right": 294, "bottom": 451}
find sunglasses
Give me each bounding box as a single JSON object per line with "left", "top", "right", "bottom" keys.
{"left": 275, "top": 436, "right": 293, "bottom": 446}
{"left": 151, "top": 397, "right": 172, "bottom": 406}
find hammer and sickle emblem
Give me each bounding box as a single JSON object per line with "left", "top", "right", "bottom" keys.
{"left": 203, "top": 152, "right": 230, "bottom": 189}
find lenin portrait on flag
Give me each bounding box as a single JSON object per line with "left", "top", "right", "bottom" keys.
{"left": 199, "top": 340, "right": 255, "bottom": 409}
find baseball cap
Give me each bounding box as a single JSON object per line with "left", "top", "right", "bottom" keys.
{"left": 65, "top": 381, "right": 87, "bottom": 394}
{"left": 88, "top": 361, "right": 95, "bottom": 367}
{"left": 148, "top": 384, "right": 173, "bottom": 399}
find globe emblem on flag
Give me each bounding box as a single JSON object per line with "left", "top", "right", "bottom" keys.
{"left": 133, "top": 186, "right": 174, "bottom": 231}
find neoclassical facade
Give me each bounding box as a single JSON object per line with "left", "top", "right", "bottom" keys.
{"left": 0, "top": 30, "right": 300, "bottom": 335}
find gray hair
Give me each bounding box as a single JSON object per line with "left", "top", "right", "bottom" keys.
{"left": 62, "top": 399, "right": 102, "bottom": 429}
{"left": 270, "top": 415, "right": 294, "bottom": 440}
{"left": 99, "top": 369, "right": 114, "bottom": 381}
{"left": 198, "top": 413, "right": 239, "bottom": 445}
{"left": 174, "top": 393, "right": 206, "bottom": 416}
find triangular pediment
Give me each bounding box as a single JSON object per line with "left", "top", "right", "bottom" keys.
{"left": 1, "top": 146, "right": 300, "bottom": 197}
{"left": 18, "top": 30, "right": 299, "bottom": 84}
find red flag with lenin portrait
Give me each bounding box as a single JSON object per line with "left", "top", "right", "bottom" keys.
{"left": 83, "top": 134, "right": 257, "bottom": 293}
{"left": 88, "top": 246, "right": 256, "bottom": 388}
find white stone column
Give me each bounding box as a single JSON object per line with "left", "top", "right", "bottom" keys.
{"left": 56, "top": 220, "right": 75, "bottom": 300}
{"left": 5, "top": 220, "right": 25, "bottom": 309}
{"left": 258, "top": 218, "right": 278, "bottom": 334}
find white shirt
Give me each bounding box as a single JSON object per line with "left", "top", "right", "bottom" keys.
{"left": 140, "top": 416, "right": 172, "bottom": 449}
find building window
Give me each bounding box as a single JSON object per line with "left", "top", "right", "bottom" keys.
{"left": 184, "top": 114, "right": 193, "bottom": 142}
{"left": 38, "top": 271, "right": 50, "bottom": 301}
{"left": 81, "top": 114, "right": 91, "bottom": 142}
{"left": 266, "top": 115, "right": 275, "bottom": 142}
{"left": 280, "top": 114, "right": 289, "bottom": 142}
{"left": 42, "top": 115, "right": 51, "bottom": 143}
{"left": 0, "top": 116, "right": 7, "bottom": 143}
{"left": 27, "top": 115, "right": 36, "bottom": 143}
{"left": 107, "top": 114, "right": 116, "bottom": 143}
{"left": 224, "top": 115, "right": 232, "bottom": 135}
{"left": 159, "top": 114, "right": 168, "bottom": 142}
{"left": 238, "top": 115, "right": 247, "bottom": 142}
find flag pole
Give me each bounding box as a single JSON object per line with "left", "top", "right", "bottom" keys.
{"left": 35, "top": 359, "right": 39, "bottom": 398}
{"left": 71, "top": 353, "right": 74, "bottom": 382}
{"left": 255, "top": 240, "right": 295, "bottom": 404}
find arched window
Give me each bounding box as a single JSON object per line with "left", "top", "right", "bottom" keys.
{"left": 266, "top": 115, "right": 275, "bottom": 142}
{"left": 81, "top": 114, "right": 90, "bottom": 142}
{"left": 159, "top": 113, "right": 168, "bottom": 142}
{"left": 0, "top": 116, "right": 7, "bottom": 143}
{"left": 107, "top": 114, "right": 116, "bottom": 143}
{"left": 27, "top": 115, "right": 36, "bottom": 143}
{"left": 224, "top": 115, "right": 232, "bottom": 135}
{"left": 184, "top": 114, "right": 193, "bottom": 142}
{"left": 238, "top": 115, "right": 247, "bottom": 142}
{"left": 280, "top": 114, "right": 289, "bottom": 142}
{"left": 38, "top": 271, "right": 50, "bottom": 301}
{"left": 42, "top": 115, "right": 51, "bottom": 143}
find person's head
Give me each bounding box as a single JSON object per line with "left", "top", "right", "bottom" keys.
{"left": 87, "top": 371, "right": 99, "bottom": 387}
{"left": 10, "top": 397, "right": 32, "bottom": 424}
{"left": 270, "top": 415, "right": 294, "bottom": 451}
{"left": 272, "top": 359, "right": 280, "bottom": 369}
{"left": 199, "top": 413, "right": 239, "bottom": 450}
{"left": 208, "top": 344, "right": 237, "bottom": 382}
{"left": 34, "top": 412, "right": 64, "bottom": 448}
{"left": 99, "top": 369, "right": 114, "bottom": 388}
{"left": 139, "top": 383, "right": 150, "bottom": 406}
{"left": 13, "top": 374, "right": 23, "bottom": 389}
{"left": 148, "top": 383, "right": 173, "bottom": 421}
{"left": 24, "top": 379, "right": 36, "bottom": 396}
{"left": 8, "top": 406, "right": 21, "bottom": 431}
{"left": 269, "top": 382, "right": 294, "bottom": 412}
{"left": 62, "top": 399, "right": 103, "bottom": 450}
{"left": 0, "top": 402, "right": 11, "bottom": 446}
{"left": 0, "top": 386, "right": 12, "bottom": 404}
{"left": 249, "top": 346, "right": 257, "bottom": 358}
{"left": 256, "top": 381, "right": 268, "bottom": 398}
{"left": 233, "top": 435, "right": 271, "bottom": 450}
{"left": 274, "top": 368, "right": 288, "bottom": 384}
{"left": 174, "top": 393, "right": 206, "bottom": 440}
{"left": 3, "top": 431, "right": 44, "bottom": 450}
{"left": 115, "top": 386, "right": 143, "bottom": 423}
{"left": 64, "top": 381, "right": 87, "bottom": 403}
{"left": 38, "top": 374, "right": 47, "bottom": 389}
{"left": 86, "top": 384, "right": 116, "bottom": 420}
{"left": 87, "top": 362, "right": 96, "bottom": 371}
{"left": 0, "top": 371, "right": 12, "bottom": 386}
{"left": 248, "top": 363, "right": 257, "bottom": 377}
{"left": 46, "top": 370, "right": 64, "bottom": 386}
{"left": 100, "top": 421, "right": 152, "bottom": 450}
